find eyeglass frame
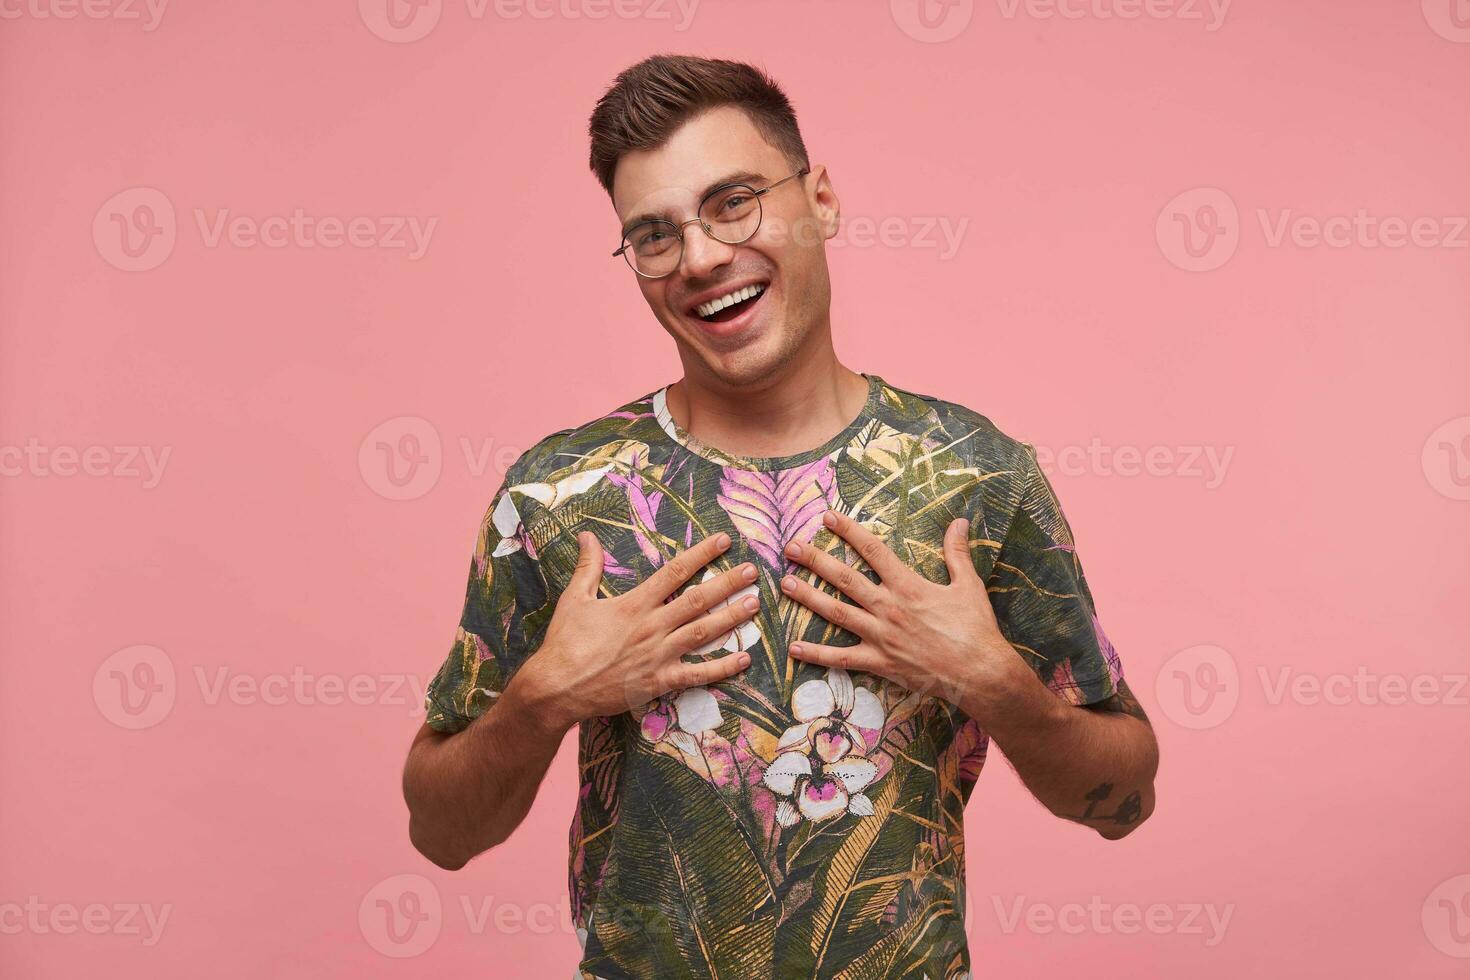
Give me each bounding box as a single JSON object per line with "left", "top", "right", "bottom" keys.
{"left": 611, "top": 167, "right": 811, "bottom": 279}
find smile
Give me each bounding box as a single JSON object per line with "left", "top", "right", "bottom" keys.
{"left": 692, "top": 282, "right": 767, "bottom": 322}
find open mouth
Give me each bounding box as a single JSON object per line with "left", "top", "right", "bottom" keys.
{"left": 692, "top": 282, "right": 768, "bottom": 324}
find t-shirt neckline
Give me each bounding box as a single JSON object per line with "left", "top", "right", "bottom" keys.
{"left": 650, "top": 372, "right": 884, "bottom": 472}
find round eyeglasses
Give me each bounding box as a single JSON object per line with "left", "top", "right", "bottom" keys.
{"left": 613, "top": 168, "right": 809, "bottom": 279}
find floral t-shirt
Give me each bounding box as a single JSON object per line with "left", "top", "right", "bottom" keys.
{"left": 424, "top": 372, "right": 1125, "bottom": 980}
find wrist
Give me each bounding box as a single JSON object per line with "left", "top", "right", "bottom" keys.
{"left": 502, "top": 659, "right": 579, "bottom": 739}
{"left": 960, "top": 643, "right": 1065, "bottom": 739}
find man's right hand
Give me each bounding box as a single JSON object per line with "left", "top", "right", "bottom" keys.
{"left": 514, "top": 530, "right": 759, "bottom": 730}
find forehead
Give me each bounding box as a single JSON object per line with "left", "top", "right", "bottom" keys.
{"left": 611, "top": 105, "right": 789, "bottom": 224}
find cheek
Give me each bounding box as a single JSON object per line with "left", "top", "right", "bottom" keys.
{"left": 640, "top": 281, "right": 669, "bottom": 312}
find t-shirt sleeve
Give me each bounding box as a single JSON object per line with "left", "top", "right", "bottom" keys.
{"left": 987, "top": 444, "right": 1125, "bottom": 707}
{"left": 423, "top": 468, "right": 552, "bottom": 734}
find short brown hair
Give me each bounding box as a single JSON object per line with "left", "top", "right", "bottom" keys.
{"left": 587, "top": 54, "right": 810, "bottom": 197}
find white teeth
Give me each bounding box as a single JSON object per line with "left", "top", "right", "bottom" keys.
{"left": 696, "top": 283, "right": 766, "bottom": 319}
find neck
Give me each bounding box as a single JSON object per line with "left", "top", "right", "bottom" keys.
{"left": 666, "top": 348, "right": 869, "bottom": 461}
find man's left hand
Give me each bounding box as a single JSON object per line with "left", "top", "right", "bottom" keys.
{"left": 781, "top": 509, "right": 1036, "bottom": 723}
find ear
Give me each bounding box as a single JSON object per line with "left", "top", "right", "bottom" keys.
{"left": 806, "top": 165, "right": 841, "bottom": 241}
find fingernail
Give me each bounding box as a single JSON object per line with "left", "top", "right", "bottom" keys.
{"left": 743, "top": 596, "right": 759, "bottom": 611}
{"left": 717, "top": 532, "right": 730, "bottom": 548}
{"left": 784, "top": 541, "right": 800, "bottom": 558}
{"left": 743, "top": 564, "right": 757, "bottom": 581}
{"left": 781, "top": 576, "right": 796, "bottom": 591}
{"left": 738, "top": 652, "right": 750, "bottom": 667}
{"left": 822, "top": 511, "right": 837, "bottom": 527}
{"left": 789, "top": 643, "right": 802, "bottom": 655}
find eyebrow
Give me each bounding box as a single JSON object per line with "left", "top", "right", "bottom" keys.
{"left": 619, "top": 170, "right": 771, "bottom": 238}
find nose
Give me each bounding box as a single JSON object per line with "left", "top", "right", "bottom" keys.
{"left": 678, "top": 220, "right": 737, "bottom": 280}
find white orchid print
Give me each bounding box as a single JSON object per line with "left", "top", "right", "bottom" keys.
{"left": 497, "top": 441, "right": 653, "bottom": 557}
{"left": 637, "top": 568, "right": 759, "bottom": 756}
{"left": 761, "top": 667, "right": 887, "bottom": 825}
{"left": 496, "top": 466, "right": 613, "bottom": 556}
{"left": 638, "top": 686, "right": 724, "bottom": 756}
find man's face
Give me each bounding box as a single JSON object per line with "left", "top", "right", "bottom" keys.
{"left": 610, "top": 105, "right": 838, "bottom": 388}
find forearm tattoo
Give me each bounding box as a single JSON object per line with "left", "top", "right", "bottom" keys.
{"left": 1063, "top": 681, "right": 1150, "bottom": 828}
{"left": 1070, "top": 781, "right": 1144, "bottom": 827}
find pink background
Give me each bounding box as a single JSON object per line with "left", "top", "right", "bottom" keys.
{"left": 2, "top": 0, "right": 1468, "bottom": 976}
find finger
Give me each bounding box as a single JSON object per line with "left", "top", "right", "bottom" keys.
{"left": 783, "top": 537, "right": 886, "bottom": 610}
{"left": 787, "top": 640, "right": 878, "bottom": 673}
{"left": 943, "top": 517, "right": 980, "bottom": 587}
{"left": 779, "top": 572, "right": 881, "bottom": 640}
{"left": 820, "top": 510, "right": 909, "bottom": 584}
{"left": 654, "top": 560, "right": 759, "bottom": 631}
{"left": 662, "top": 649, "right": 752, "bottom": 692}
{"left": 569, "top": 531, "right": 605, "bottom": 598}
{"left": 666, "top": 589, "right": 760, "bottom": 656}
{"left": 638, "top": 532, "right": 731, "bottom": 606}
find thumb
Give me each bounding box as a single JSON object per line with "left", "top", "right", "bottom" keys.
{"left": 569, "top": 531, "right": 605, "bottom": 598}
{"left": 943, "top": 517, "right": 978, "bottom": 586}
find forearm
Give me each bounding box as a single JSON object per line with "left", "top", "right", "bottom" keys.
{"left": 403, "top": 666, "right": 574, "bottom": 869}
{"left": 963, "top": 660, "right": 1158, "bottom": 838}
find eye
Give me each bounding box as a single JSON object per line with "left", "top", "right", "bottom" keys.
{"left": 632, "top": 225, "right": 677, "bottom": 255}
{"left": 703, "top": 187, "right": 761, "bottom": 226}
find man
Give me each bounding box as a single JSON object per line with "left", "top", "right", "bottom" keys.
{"left": 402, "top": 55, "right": 1159, "bottom": 980}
